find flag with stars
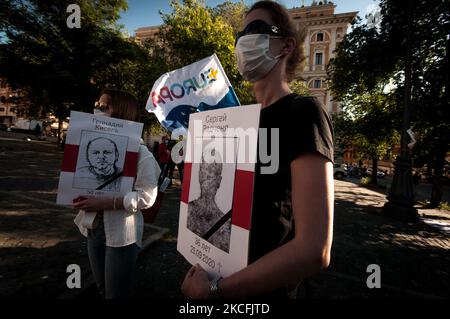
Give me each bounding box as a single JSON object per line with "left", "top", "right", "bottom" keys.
{"left": 146, "top": 54, "right": 240, "bottom": 132}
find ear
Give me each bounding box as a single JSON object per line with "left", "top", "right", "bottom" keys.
{"left": 281, "top": 37, "right": 296, "bottom": 55}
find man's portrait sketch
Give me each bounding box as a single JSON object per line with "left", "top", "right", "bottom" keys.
{"left": 73, "top": 136, "right": 122, "bottom": 191}
{"left": 187, "top": 148, "right": 231, "bottom": 253}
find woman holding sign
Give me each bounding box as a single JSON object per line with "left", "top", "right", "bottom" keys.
{"left": 73, "top": 90, "right": 161, "bottom": 299}
{"left": 182, "top": 0, "right": 334, "bottom": 299}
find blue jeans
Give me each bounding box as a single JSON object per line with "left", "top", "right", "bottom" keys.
{"left": 87, "top": 217, "right": 140, "bottom": 299}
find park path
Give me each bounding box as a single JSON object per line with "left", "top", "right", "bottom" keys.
{"left": 0, "top": 133, "right": 449, "bottom": 298}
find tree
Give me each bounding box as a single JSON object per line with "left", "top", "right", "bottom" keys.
{"left": 329, "top": 22, "right": 400, "bottom": 185}
{"left": 329, "top": 0, "right": 449, "bottom": 203}
{"left": 380, "top": 0, "right": 449, "bottom": 207}
{"left": 157, "top": 0, "right": 254, "bottom": 105}
{"left": 290, "top": 80, "right": 311, "bottom": 97}
{"left": 333, "top": 90, "right": 400, "bottom": 184}
{"left": 210, "top": 0, "right": 246, "bottom": 35}
{"left": 0, "top": 0, "right": 130, "bottom": 141}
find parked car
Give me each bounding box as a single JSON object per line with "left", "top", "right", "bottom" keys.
{"left": 333, "top": 164, "right": 347, "bottom": 179}
{"left": 366, "top": 168, "right": 385, "bottom": 178}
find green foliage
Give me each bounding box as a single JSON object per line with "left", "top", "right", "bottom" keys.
{"left": 332, "top": 87, "right": 400, "bottom": 163}
{"left": 438, "top": 202, "right": 450, "bottom": 212}
{"left": 329, "top": 0, "right": 448, "bottom": 161}
{"left": 360, "top": 177, "right": 371, "bottom": 185}
{"left": 0, "top": 0, "right": 170, "bottom": 135}
{"left": 328, "top": 22, "right": 396, "bottom": 101}
{"left": 329, "top": 12, "right": 401, "bottom": 165}
{"left": 210, "top": 0, "right": 247, "bottom": 34}
{"left": 290, "top": 80, "right": 311, "bottom": 97}
{"left": 0, "top": 0, "right": 129, "bottom": 120}
{"left": 329, "top": 0, "right": 448, "bottom": 203}
{"left": 2, "top": 0, "right": 332, "bottom": 138}
{"left": 157, "top": 0, "right": 253, "bottom": 104}
{"left": 159, "top": 0, "right": 236, "bottom": 76}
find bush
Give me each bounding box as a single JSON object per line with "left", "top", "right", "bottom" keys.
{"left": 360, "top": 177, "right": 387, "bottom": 190}
{"left": 438, "top": 201, "right": 450, "bottom": 212}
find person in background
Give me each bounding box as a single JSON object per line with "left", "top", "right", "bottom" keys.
{"left": 177, "top": 135, "right": 185, "bottom": 183}
{"left": 166, "top": 139, "right": 177, "bottom": 186}
{"left": 73, "top": 89, "right": 161, "bottom": 299}
{"left": 348, "top": 164, "right": 353, "bottom": 178}
{"left": 152, "top": 141, "right": 160, "bottom": 164}
{"left": 34, "top": 123, "right": 41, "bottom": 136}
{"left": 158, "top": 136, "right": 170, "bottom": 185}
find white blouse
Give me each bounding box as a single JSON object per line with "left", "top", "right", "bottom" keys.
{"left": 74, "top": 144, "right": 161, "bottom": 247}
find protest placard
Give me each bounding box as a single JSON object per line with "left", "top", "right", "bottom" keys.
{"left": 177, "top": 104, "right": 261, "bottom": 279}
{"left": 56, "top": 111, "right": 143, "bottom": 205}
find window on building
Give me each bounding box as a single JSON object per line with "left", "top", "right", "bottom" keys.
{"left": 0, "top": 96, "right": 6, "bottom": 103}
{"left": 0, "top": 108, "right": 5, "bottom": 112}
{"left": 315, "top": 52, "right": 323, "bottom": 65}
{"left": 317, "top": 33, "right": 324, "bottom": 42}
{"left": 10, "top": 108, "right": 16, "bottom": 113}
{"left": 314, "top": 80, "right": 322, "bottom": 88}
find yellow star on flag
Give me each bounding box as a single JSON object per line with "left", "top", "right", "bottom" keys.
{"left": 209, "top": 68, "right": 218, "bottom": 80}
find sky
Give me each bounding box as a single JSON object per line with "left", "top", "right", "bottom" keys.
{"left": 118, "top": 0, "right": 380, "bottom": 36}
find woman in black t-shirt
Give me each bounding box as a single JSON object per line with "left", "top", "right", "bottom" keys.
{"left": 182, "top": 0, "right": 334, "bottom": 299}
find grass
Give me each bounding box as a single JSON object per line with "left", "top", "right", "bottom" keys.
{"left": 417, "top": 199, "right": 450, "bottom": 212}
{"left": 438, "top": 201, "right": 450, "bottom": 212}
{"left": 360, "top": 177, "right": 388, "bottom": 190}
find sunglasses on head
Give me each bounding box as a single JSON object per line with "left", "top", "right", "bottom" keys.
{"left": 235, "top": 19, "right": 285, "bottom": 45}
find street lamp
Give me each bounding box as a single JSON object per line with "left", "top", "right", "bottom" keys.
{"left": 382, "top": 0, "right": 419, "bottom": 222}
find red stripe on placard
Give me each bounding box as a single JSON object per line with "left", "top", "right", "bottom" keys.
{"left": 231, "top": 169, "right": 254, "bottom": 230}
{"left": 61, "top": 144, "right": 79, "bottom": 172}
{"left": 123, "top": 151, "right": 139, "bottom": 177}
{"left": 181, "top": 162, "right": 192, "bottom": 204}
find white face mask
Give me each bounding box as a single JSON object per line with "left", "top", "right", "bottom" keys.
{"left": 93, "top": 108, "right": 108, "bottom": 117}
{"left": 234, "top": 34, "right": 283, "bottom": 82}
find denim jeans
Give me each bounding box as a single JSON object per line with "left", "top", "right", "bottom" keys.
{"left": 158, "top": 162, "right": 168, "bottom": 185}
{"left": 87, "top": 217, "right": 140, "bottom": 299}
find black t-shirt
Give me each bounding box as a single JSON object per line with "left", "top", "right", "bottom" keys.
{"left": 248, "top": 93, "right": 334, "bottom": 298}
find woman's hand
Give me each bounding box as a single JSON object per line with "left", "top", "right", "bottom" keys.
{"left": 72, "top": 196, "right": 112, "bottom": 212}
{"left": 181, "top": 264, "right": 211, "bottom": 299}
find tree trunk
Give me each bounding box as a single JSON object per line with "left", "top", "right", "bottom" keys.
{"left": 430, "top": 134, "right": 446, "bottom": 207}
{"left": 431, "top": 27, "right": 450, "bottom": 207}
{"left": 371, "top": 157, "right": 378, "bottom": 185}
{"left": 57, "top": 117, "right": 62, "bottom": 144}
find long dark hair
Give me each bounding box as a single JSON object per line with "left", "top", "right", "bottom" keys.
{"left": 101, "top": 89, "right": 141, "bottom": 122}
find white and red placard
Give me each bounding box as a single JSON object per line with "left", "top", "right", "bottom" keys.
{"left": 177, "top": 104, "right": 261, "bottom": 279}
{"left": 56, "top": 111, "right": 143, "bottom": 205}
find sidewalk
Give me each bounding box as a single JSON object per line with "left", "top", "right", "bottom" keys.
{"left": 132, "top": 178, "right": 450, "bottom": 299}
{"left": 309, "top": 179, "right": 450, "bottom": 298}
{"left": 346, "top": 175, "right": 450, "bottom": 203}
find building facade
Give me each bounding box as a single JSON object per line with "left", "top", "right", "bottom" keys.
{"left": 0, "top": 78, "right": 18, "bottom": 127}
{"left": 291, "top": 1, "right": 357, "bottom": 114}
{"left": 135, "top": 25, "right": 161, "bottom": 42}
